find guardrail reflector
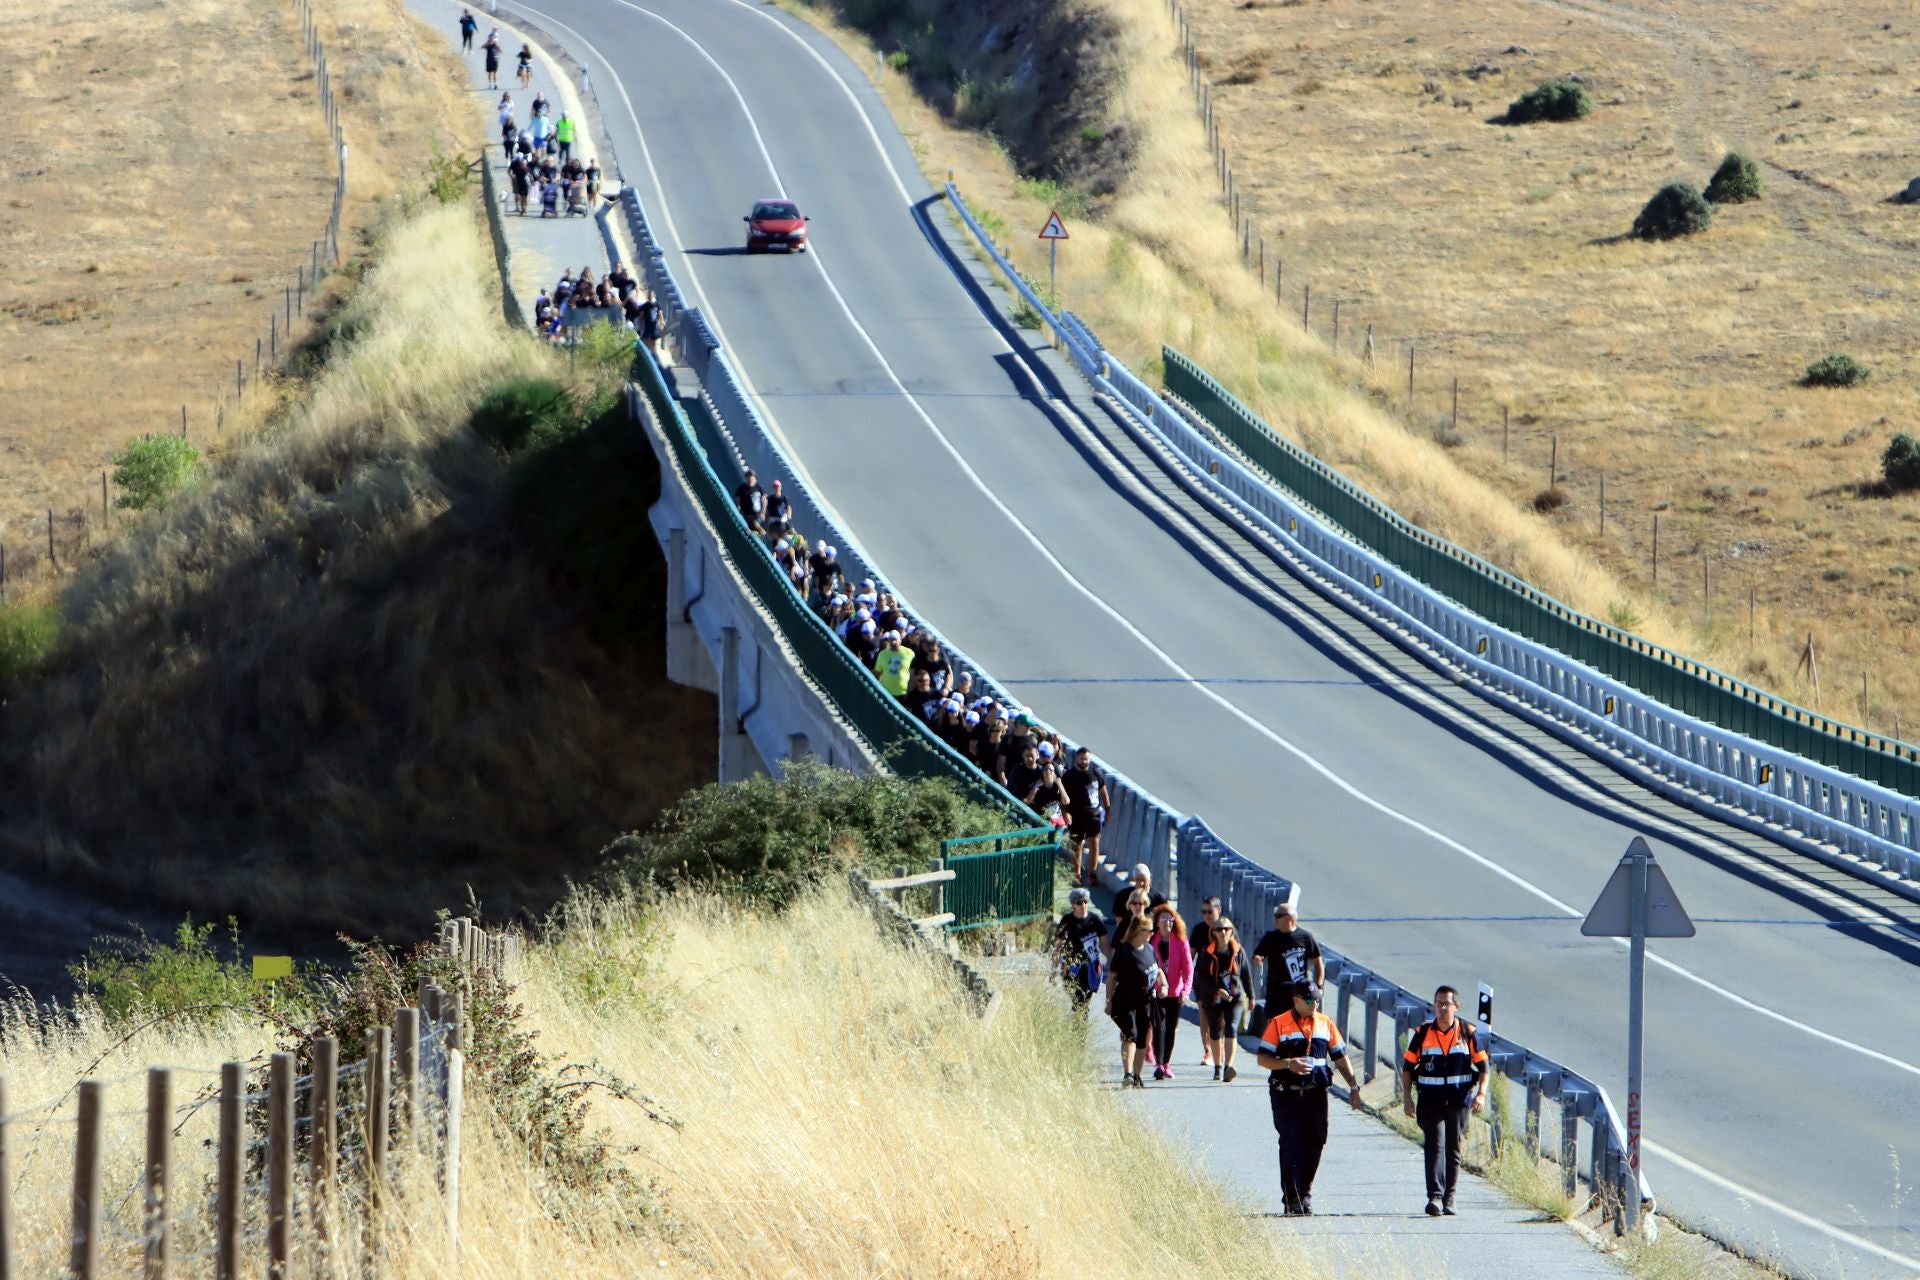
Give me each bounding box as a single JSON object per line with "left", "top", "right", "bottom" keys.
{"left": 1476, "top": 637, "right": 1488, "bottom": 655}
{"left": 1372, "top": 573, "right": 1383, "bottom": 589}
{"left": 1288, "top": 517, "right": 1297, "bottom": 533}
{"left": 1210, "top": 460, "right": 1220, "bottom": 475}
{"left": 1759, "top": 764, "right": 1773, "bottom": 785}
{"left": 1604, "top": 696, "right": 1616, "bottom": 715}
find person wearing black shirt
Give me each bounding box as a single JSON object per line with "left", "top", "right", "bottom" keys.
{"left": 1061, "top": 747, "right": 1110, "bottom": 887}
{"left": 1105, "top": 915, "right": 1165, "bottom": 1087}
{"left": 1052, "top": 887, "right": 1107, "bottom": 1011}
{"left": 1252, "top": 902, "right": 1325, "bottom": 1021}
{"left": 1004, "top": 742, "right": 1046, "bottom": 810}
{"left": 763, "top": 480, "right": 792, "bottom": 535}
{"left": 733, "top": 469, "right": 766, "bottom": 532}
{"left": 1108, "top": 863, "right": 1167, "bottom": 926}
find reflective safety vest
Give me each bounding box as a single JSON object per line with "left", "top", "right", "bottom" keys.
{"left": 555, "top": 117, "right": 575, "bottom": 144}
{"left": 1403, "top": 1019, "right": 1487, "bottom": 1105}
{"left": 1260, "top": 1009, "right": 1345, "bottom": 1091}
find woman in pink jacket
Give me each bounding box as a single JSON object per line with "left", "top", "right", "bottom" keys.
{"left": 1148, "top": 905, "right": 1194, "bottom": 1080}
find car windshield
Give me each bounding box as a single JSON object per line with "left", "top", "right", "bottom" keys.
{"left": 753, "top": 203, "right": 799, "bottom": 220}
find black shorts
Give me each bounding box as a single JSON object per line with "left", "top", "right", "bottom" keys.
{"left": 1109, "top": 1002, "right": 1151, "bottom": 1045}
{"left": 1068, "top": 812, "right": 1102, "bottom": 839}
{"left": 1204, "top": 998, "right": 1241, "bottom": 1041}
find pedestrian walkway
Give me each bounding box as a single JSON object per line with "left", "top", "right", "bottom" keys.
{"left": 1111, "top": 1011, "right": 1625, "bottom": 1278}
{"left": 413, "top": 0, "right": 629, "bottom": 326}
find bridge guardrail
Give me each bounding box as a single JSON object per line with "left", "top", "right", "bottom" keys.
{"left": 946, "top": 180, "right": 1649, "bottom": 1221}
{"left": 615, "top": 179, "right": 1190, "bottom": 887}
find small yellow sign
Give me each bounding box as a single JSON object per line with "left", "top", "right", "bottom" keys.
{"left": 1758, "top": 764, "right": 1774, "bottom": 785}
{"left": 252, "top": 955, "right": 294, "bottom": 982}
{"left": 1605, "top": 696, "right": 1616, "bottom": 715}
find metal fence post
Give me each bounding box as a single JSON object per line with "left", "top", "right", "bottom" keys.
{"left": 1560, "top": 1105, "right": 1580, "bottom": 1200}
{"left": 267, "top": 1053, "right": 293, "bottom": 1278}
{"left": 1525, "top": 1074, "right": 1542, "bottom": 1156}
{"left": 1362, "top": 989, "right": 1381, "bottom": 1083}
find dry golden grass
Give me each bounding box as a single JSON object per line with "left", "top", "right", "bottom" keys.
{"left": 0, "top": 0, "right": 477, "bottom": 582}
{"left": 1179, "top": 0, "right": 1920, "bottom": 729}
{"left": 0, "top": 201, "right": 715, "bottom": 939}
{"left": 796, "top": 0, "right": 1920, "bottom": 740}
{"left": 0, "top": 887, "right": 1296, "bottom": 1278}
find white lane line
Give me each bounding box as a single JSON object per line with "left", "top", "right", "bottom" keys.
{"left": 1647, "top": 1139, "right": 1920, "bottom": 1275}
{"left": 520, "top": 3, "right": 1920, "bottom": 1260}
{"left": 512, "top": 0, "right": 864, "bottom": 546}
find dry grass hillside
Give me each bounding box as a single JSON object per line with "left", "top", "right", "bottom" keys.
{"left": 0, "top": 200, "right": 714, "bottom": 943}
{"left": 0, "top": 0, "right": 477, "bottom": 582}
{"left": 0, "top": 887, "right": 1297, "bottom": 1278}
{"left": 1181, "top": 0, "right": 1920, "bottom": 729}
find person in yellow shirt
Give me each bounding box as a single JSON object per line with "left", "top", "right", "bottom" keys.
{"left": 873, "top": 631, "right": 913, "bottom": 697}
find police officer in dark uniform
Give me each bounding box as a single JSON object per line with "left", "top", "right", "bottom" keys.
{"left": 1400, "top": 984, "right": 1489, "bottom": 1216}
{"left": 1254, "top": 981, "right": 1362, "bottom": 1215}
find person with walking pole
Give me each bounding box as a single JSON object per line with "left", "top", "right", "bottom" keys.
{"left": 1400, "top": 984, "right": 1489, "bottom": 1216}
{"left": 1255, "top": 981, "right": 1361, "bottom": 1216}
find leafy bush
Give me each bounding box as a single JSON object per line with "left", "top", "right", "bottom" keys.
{"left": 0, "top": 601, "right": 60, "bottom": 690}
{"left": 601, "top": 762, "right": 1012, "bottom": 909}
{"left": 885, "top": 49, "right": 910, "bottom": 71}
{"left": 111, "top": 434, "right": 205, "bottom": 510}
{"left": 470, "top": 376, "right": 574, "bottom": 452}
{"left": 573, "top": 318, "right": 637, "bottom": 375}
{"left": 1505, "top": 79, "right": 1593, "bottom": 124}
{"left": 1883, "top": 435, "right": 1920, "bottom": 492}
{"left": 1704, "top": 149, "right": 1763, "bottom": 204}
{"left": 70, "top": 918, "right": 286, "bottom": 1026}
{"left": 1804, "top": 353, "right": 1868, "bottom": 388}
{"left": 1632, "top": 182, "right": 1713, "bottom": 240}
{"left": 1014, "top": 176, "right": 1092, "bottom": 219}
{"left": 426, "top": 142, "right": 472, "bottom": 206}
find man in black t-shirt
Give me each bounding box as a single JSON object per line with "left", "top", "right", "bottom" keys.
{"left": 733, "top": 469, "right": 765, "bottom": 532}
{"left": 1252, "top": 902, "right": 1325, "bottom": 1018}
{"left": 1061, "top": 746, "right": 1110, "bottom": 887}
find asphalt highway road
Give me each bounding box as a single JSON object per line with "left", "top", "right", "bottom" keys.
{"left": 501, "top": 1, "right": 1920, "bottom": 1272}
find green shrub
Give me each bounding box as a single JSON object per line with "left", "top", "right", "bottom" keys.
{"left": 70, "top": 918, "right": 286, "bottom": 1026}
{"left": 1505, "top": 79, "right": 1593, "bottom": 124}
{"left": 1884, "top": 435, "right": 1920, "bottom": 491}
{"left": 1632, "top": 182, "right": 1713, "bottom": 240}
{"left": 600, "top": 762, "right": 1011, "bottom": 909}
{"left": 1703, "top": 149, "right": 1763, "bottom": 203}
{"left": 470, "top": 376, "right": 573, "bottom": 452}
{"left": 111, "top": 434, "right": 205, "bottom": 510}
{"left": 0, "top": 601, "right": 61, "bottom": 689}
{"left": 1013, "top": 176, "right": 1092, "bottom": 219}
{"left": 1804, "top": 353, "right": 1868, "bottom": 388}
{"left": 885, "top": 49, "right": 910, "bottom": 71}
{"left": 426, "top": 141, "right": 472, "bottom": 205}
{"left": 573, "top": 318, "right": 637, "bottom": 375}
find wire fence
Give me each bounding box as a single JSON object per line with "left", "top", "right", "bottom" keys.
{"left": 0, "top": 918, "right": 520, "bottom": 1280}
{"left": 0, "top": 0, "right": 349, "bottom": 603}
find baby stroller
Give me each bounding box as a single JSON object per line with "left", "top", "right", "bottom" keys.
{"left": 565, "top": 175, "right": 588, "bottom": 216}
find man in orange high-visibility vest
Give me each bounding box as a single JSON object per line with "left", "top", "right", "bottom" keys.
{"left": 1255, "top": 981, "right": 1362, "bottom": 1216}
{"left": 1401, "top": 984, "right": 1490, "bottom": 1217}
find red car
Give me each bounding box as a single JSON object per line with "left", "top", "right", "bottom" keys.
{"left": 744, "top": 198, "right": 808, "bottom": 253}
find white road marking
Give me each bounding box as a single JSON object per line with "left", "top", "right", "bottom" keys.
{"left": 1647, "top": 1138, "right": 1920, "bottom": 1275}
{"left": 506, "top": 1, "right": 1920, "bottom": 1263}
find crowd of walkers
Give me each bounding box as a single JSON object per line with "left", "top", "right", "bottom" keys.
{"left": 1056, "top": 874, "right": 1490, "bottom": 1217}
{"left": 730, "top": 465, "right": 1116, "bottom": 875}
{"left": 532, "top": 261, "right": 662, "bottom": 351}
{"left": 496, "top": 91, "right": 595, "bottom": 218}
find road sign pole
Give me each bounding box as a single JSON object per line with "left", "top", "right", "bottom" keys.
{"left": 1048, "top": 238, "right": 1057, "bottom": 304}
{"left": 1625, "top": 846, "right": 1647, "bottom": 1230}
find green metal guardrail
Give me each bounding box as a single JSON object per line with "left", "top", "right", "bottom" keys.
{"left": 939, "top": 828, "right": 1062, "bottom": 931}
{"left": 634, "top": 354, "right": 1038, "bottom": 822}
{"left": 1163, "top": 345, "right": 1920, "bottom": 797}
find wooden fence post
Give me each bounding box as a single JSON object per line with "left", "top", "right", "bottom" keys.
{"left": 0, "top": 1075, "right": 12, "bottom": 1280}
{"left": 367, "top": 1027, "right": 391, "bottom": 1200}
{"left": 71, "top": 1080, "right": 103, "bottom": 1280}
{"left": 312, "top": 1037, "right": 337, "bottom": 1225}
{"left": 217, "top": 1062, "right": 242, "bottom": 1280}
{"left": 395, "top": 1008, "right": 421, "bottom": 1150}
{"left": 445, "top": 1048, "right": 465, "bottom": 1251}
{"left": 268, "top": 1054, "right": 293, "bottom": 1278}
{"left": 146, "top": 1067, "right": 172, "bottom": 1280}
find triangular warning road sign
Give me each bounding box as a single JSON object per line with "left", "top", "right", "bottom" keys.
{"left": 1581, "top": 837, "right": 1695, "bottom": 938}
{"left": 1037, "top": 210, "right": 1070, "bottom": 240}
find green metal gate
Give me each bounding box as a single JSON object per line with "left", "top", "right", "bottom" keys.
{"left": 939, "top": 828, "right": 1062, "bottom": 931}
